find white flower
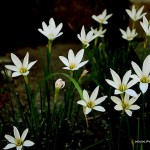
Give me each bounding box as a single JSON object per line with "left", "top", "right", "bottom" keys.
{"left": 140, "top": 16, "right": 150, "bottom": 36}
{"left": 105, "top": 69, "right": 138, "bottom": 97}
{"left": 77, "top": 86, "right": 107, "bottom": 114}
{"left": 120, "top": 27, "right": 138, "bottom": 41}
{"left": 38, "top": 17, "right": 63, "bottom": 40}
{"left": 3, "top": 126, "right": 34, "bottom": 150}
{"left": 77, "top": 25, "right": 98, "bottom": 48}
{"left": 92, "top": 9, "right": 113, "bottom": 24}
{"left": 91, "top": 27, "right": 107, "bottom": 38}
{"left": 55, "top": 78, "right": 65, "bottom": 89}
{"left": 111, "top": 93, "right": 140, "bottom": 117}
{"left": 59, "top": 49, "right": 88, "bottom": 71}
{"left": 125, "top": 5, "right": 147, "bottom": 22}
{"left": 5, "top": 52, "right": 37, "bottom": 77}
{"left": 131, "top": 55, "right": 150, "bottom": 93}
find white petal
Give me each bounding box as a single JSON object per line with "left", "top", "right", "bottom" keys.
{"left": 16, "top": 145, "right": 22, "bottom": 150}
{"left": 125, "top": 89, "right": 138, "bottom": 97}
{"left": 59, "top": 56, "right": 69, "bottom": 67}
{"left": 94, "top": 96, "right": 107, "bottom": 105}
{"left": 129, "top": 105, "right": 140, "bottom": 110}
{"left": 90, "top": 86, "right": 99, "bottom": 101}
{"left": 122, "top": 70, "right": 131, "bottom": 85}
{"left": 139, "top": 82, "right": 148, "bottom": 93}
{"left": 114, "top": 105, "right": 123, "bottom": 111}
{"left": 127, "top": 78, "right": 139, "bottom": 88}
{"left": 3, "top": 143, "right": 16, "bottom": 149}
{"left": 111, "top": 96, "right": 122, "bottom": 105}
{"left": 125, "top": 110, "right": 132, "bottom": 116}
{"left": 75, "top": 49, "right": 84, "bottom": 65}
{"left": 27, "top": 61, "right": 37, "bottom": 70}
{"left": 85, "top": 107, "right": 91, "bottom": 114}
{"left": 142, "top": 55, "right": 150, "bottom": 76}
{"left": 83, "top": 90, "right": 90, "bottom": 102}
{"left": 77, "top": 61, "right": 88, "bottom": 69}
{"left": 12, "top": 72, "right": 21, "bottom": 77}
{"left": 4, "top": 135, "right": 15, "bottom": 143}
{"left": 13, "top": 126, "right": 20, "bottom": 139}
{"left": 81, "top": 26, "right": 86, "bottom": 39}
{"left": 23, "top": 52, "right": 29, "bottom": 68}
{"left": 129, "top": 93, "right": 141, "bottom": 105}
{"left": 77, "top": 100, "right": 87, "bottom": 106}
{"left": 114, "top": 89, "right": 123, "bottom": 95}
{"left": 5, "top": 65, "right": 18, "bottom": 72}
{"left": 68, "top": 49, "right": 75, "bottom": 64}
{"left": 131, "top": 61, "right": 142, "bottom": 78}
{"left": 21, "top": 128, "right": 28, "bottom": 141}
{"left": 110, "top": 69, "right": 121, "bottom": 85}
{"left": 11, "top": 53, "right": 22, "bottom": 68}
{"left": 23, "top": 140, "right": 35, "bottom": 147}
{"left": 93, "top": 106, "right": 105, "bottom": 112}
{"left": 105, "top": 79, "right": 118, "bottom": 89}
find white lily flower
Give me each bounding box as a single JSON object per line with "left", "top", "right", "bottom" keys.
{"left": 105, "top": 69, "right": 138, "bottom": 97}
{"left": 77, "top": 25, "right": 98, "bottom": 48}
{"left": 92, "top": 9, "right": 113, "bottom": 24}
{"left": 77, "top": 86, "right": 107, "bottom": 114}
{"left": 59, "top": 49, "right": 88, "bottom": 71}
{"left": 111, "top": 93, "right": 141, "bottom": 117}
{"left": 5, "top": 52, "right": 37, "bottom": 77}
{"left": 3, "top": 126, "right": 34, "bottom": 150}
{"left": 91, "top": 27, "right": 107, "bottom": 38}
{"left": 38, "top": 17, "right": 63, "bottom": 41}
{"left": 140, "top": 16, "right": 150, "bottom": 36}
{"left": 125, "top": 5, "right": 147, "bottom": 22}
{"left": 120, "top": 27, "right": 138, "bottom": 41}
{"left": 131, "top": 55, "right": 150, "bottom": 93}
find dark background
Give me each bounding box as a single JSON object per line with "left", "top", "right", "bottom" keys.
{"left": 0, "top": 0, "right": 130, "bottom": 54}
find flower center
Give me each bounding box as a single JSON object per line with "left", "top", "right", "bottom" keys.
{"left": 48, "top": 33, "right": 55, "bottom": 39}
{"left": 122, "top": 101, "right": 129, "bottom": 110}
{"left": 127, "top": 36, "right": 133, "bottom": 41}
{"left": 69, "top": 63, "right": 76, "bottom": 69}
{"left": 15, "top": 139, "right": 23, "bottom": 146}
{"left": 87, "top": 100, "right": 95, "bottom": 108}
{"left": 118, "top": 84, "right": 127, "bottom": 92}
{"left": 19, "top": 67, "right": 27, "bottom": 74}
{"left": 140, "top": 76, "right": 150, "bottom": 83}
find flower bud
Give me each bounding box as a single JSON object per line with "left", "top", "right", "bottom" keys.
{"left": 55, "top": 78, "right": 65, "bottom": 90}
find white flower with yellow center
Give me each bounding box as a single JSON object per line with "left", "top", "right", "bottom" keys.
{"left": 59, "top": 49, "right": 88, "bottom": 70}
{"left": 92, "top": 9, "right": 113, "bottom": 25}
{"left": 5, "top": 52, "right": 37, "bottom": 77}
{"left": 131, "top": 55, "right": 150, "bottom": 93}
{"left": 125, "top": 5, "right": 147, "bottom": 22}
{"left": 140, "top": 16, "right": 150, "bottom": 36}
{"left": 105, "top": 69, "right": 138, "bottom": 96}
{"left": 111, "top": 93, "right": 140, "bottom": 116}
{"left": 77, "top": 25, "right": 98, "bottom": 48}
{"left": 77, "top": 86, "right": 107, "bottom": 114}
{"left": 38, "top": 17, "right": 63, "bottom": 41}
{"left": 3, "top": 126, "right": 34, "bottom": 150}
{"left": 120, "top": 27, "right": 138, "bottom": 41}
{"left": 91, "top": 27, "right": 107, "bottom": 38}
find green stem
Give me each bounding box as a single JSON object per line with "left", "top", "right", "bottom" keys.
{"left": 118, "top": 114, "right": 124, "bottom": 150}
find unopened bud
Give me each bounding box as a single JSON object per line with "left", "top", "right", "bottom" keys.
{"left": 55, "top": 78, "right": 65, "bottom": 90}
{"left": 80, "top": 70, "right": 88, "bottom": 79}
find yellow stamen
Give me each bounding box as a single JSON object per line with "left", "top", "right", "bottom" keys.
{"left": 20, "top": 67, "right": 27, "bottom": 74}
{"left": 87, "top": 101, "right": 95, "bottom": 108}
{"left": 118, "top": 84, "right": 127, "bottom": 92}
{"left": 69, "top": 63, "right": 76, "bottom": 69}
{"left": 140, "top": 76, "right": 150, "bottom": 83}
